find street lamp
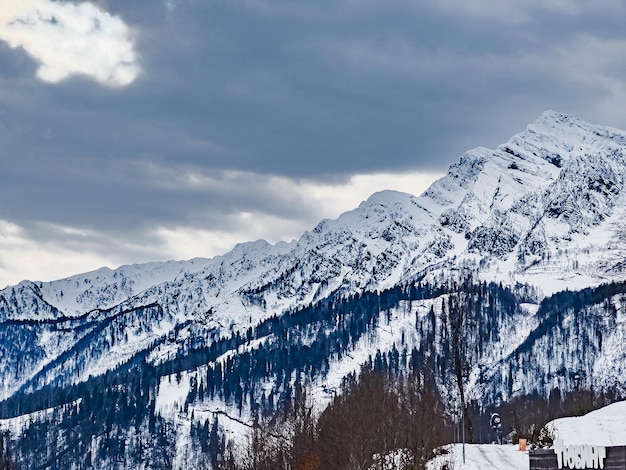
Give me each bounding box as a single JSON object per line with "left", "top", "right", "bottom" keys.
{"left": 490, "top": 412, "right": 503, "bottom": 445}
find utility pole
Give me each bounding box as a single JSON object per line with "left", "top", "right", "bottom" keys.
{"left": 461, "top": 410, "right": 465, "bottom": 465}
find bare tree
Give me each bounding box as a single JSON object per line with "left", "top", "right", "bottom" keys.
{"left": 0, "top": 432, "right": 14, "bottom": 470}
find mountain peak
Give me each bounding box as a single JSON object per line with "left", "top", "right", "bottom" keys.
{"left": 528, "top": 110, "right": 626, "bottom": 147}
{"left": 364, "top": 189, "right": 411, "bottom": 202}
{"left": 536, "top": 109, "right": 575, "bottom": 123}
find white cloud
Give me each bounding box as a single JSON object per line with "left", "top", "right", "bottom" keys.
{"left": 0, "top": 0, "right": 139, "bottom": 87}
{"left": 0, "top": 171, "right": 442, "bottom": 288}
{"left": 0, "top": 219, "right": 112, "bottom": 288}
{"left": 164, "top": 166, "right": 441, "bottom": 226}
{"left": 151, "top": 170, "right": 443, "bottom": 264}
{"left": 297, "top": 171, "right": 441, "bottom": 220}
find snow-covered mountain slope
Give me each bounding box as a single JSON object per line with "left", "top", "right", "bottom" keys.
{"left": 7, "top": 112, "right": 626, "bottom": 321}
{"left": 4, "top": 110, "right": 626, "bottom": 469}
{"left": 3, "top": 111, "right": 626, "bottom": 402}
{"left": 0, "top": 118, "right": 612, "bottom": 368}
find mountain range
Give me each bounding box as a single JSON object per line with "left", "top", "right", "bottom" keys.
{"left": 3, "top": 110, "right": 626, "bottom": 468}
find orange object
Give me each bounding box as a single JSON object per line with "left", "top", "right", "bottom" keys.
{"left": 519, "top": 439, "right": 527, "bottom": 451}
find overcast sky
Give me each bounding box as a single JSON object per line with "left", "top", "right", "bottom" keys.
{"left": 1, "top": 0, "right": 626, "bottom": 287}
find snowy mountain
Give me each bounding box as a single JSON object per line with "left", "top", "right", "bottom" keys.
{"left": 4, "top": 111, "right": 626, "bottom": 394}
{"left": 3, "top": 110, "right": 626, "bottom": 468}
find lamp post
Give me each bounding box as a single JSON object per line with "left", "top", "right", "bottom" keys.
{"left": 461, "top": 409, "right": 465, "bottom": 465}
{"left": 490, "top": 412, "right": 502, "bottom": 445}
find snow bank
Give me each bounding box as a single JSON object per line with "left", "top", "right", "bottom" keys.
{"left": 427, "top": 443, "right": 529, "bottom": 470}
{"left": 548, "top": 400, "right": 626, "bottom": 447}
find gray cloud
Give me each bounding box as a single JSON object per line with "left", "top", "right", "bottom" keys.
{"left": 2, "top": 0, "right": 626, "bottom": 284}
